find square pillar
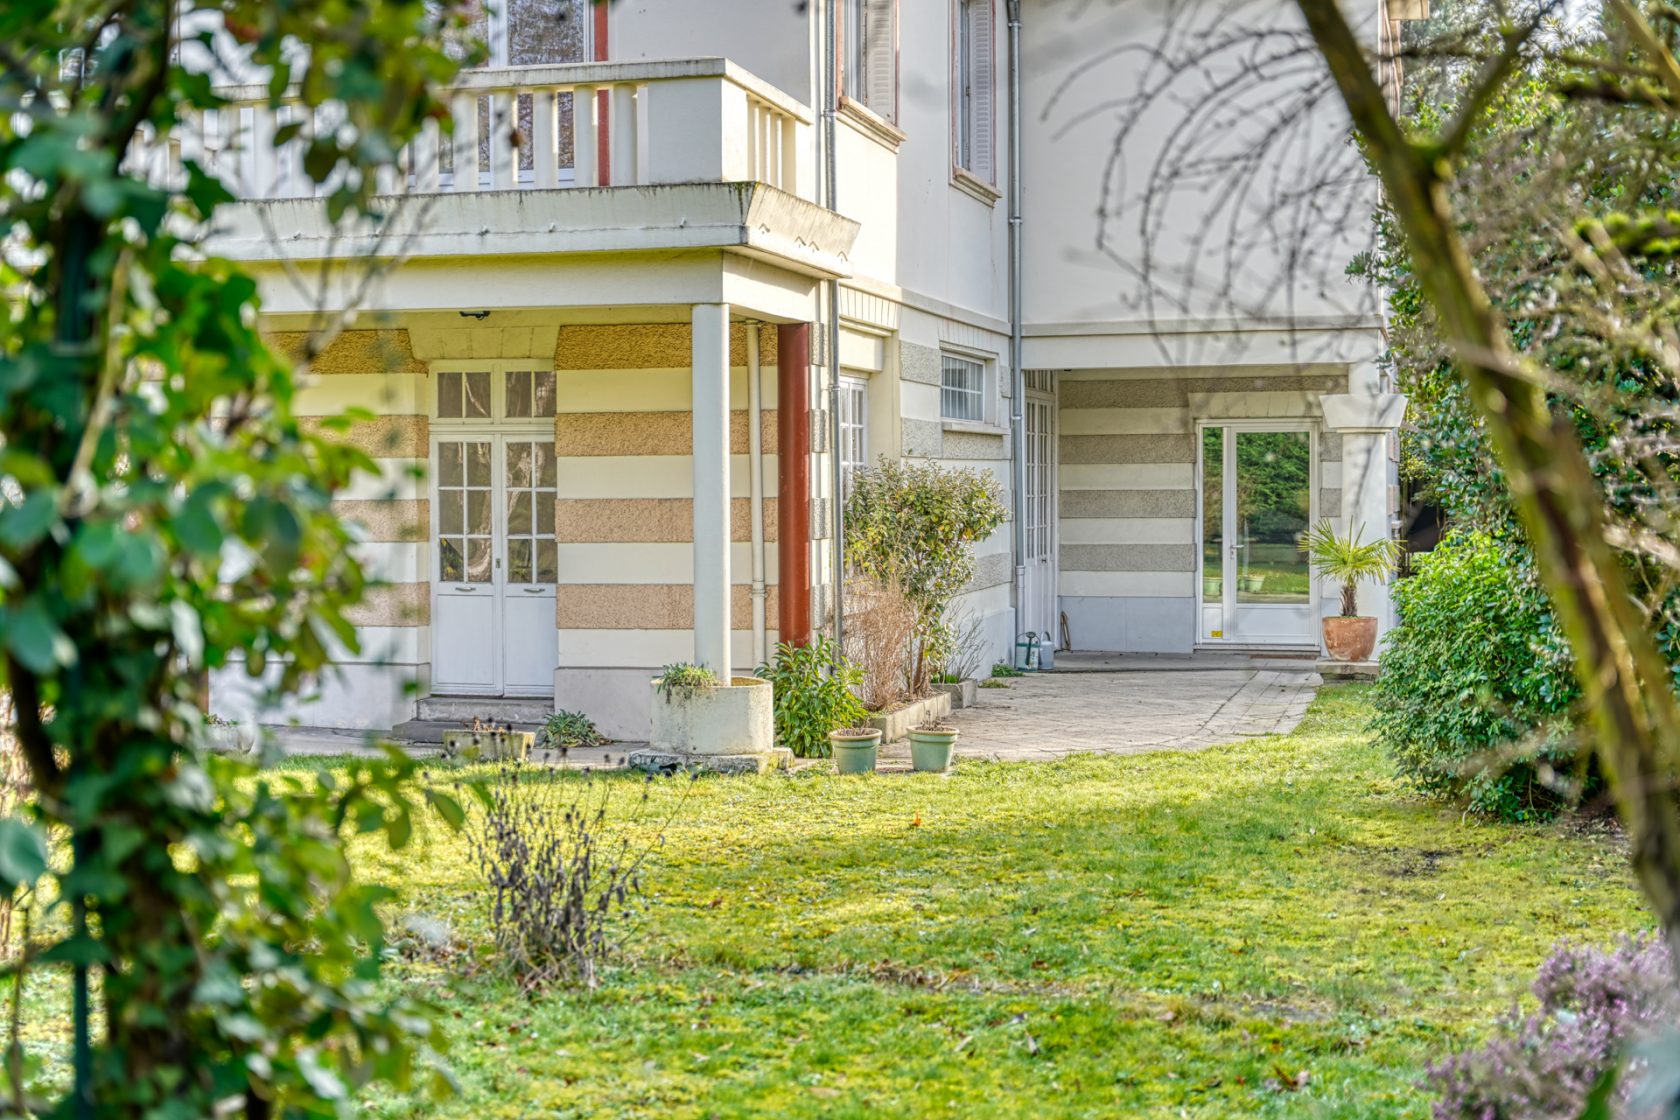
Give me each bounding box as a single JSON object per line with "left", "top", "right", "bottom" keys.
{"left": 1322, "top": 367, "right": 1408, "bottom": 638}
{"left": 691, "top": 303, "right": 733, "bottom": 677}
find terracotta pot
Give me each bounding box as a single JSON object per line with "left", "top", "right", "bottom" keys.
{"left": 1322, "top": 616, "right": 1377, "bottom": 662}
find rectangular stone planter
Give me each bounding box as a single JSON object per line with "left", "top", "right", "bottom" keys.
{"left": 866, "top": 691, "right": 953, "bottom": 744}
{"left": 649, "top": 676, "right": 775, "bottom": 770}
{"left": 441, "top": 728, "right": 533, "bottom": 762}
{"left": 934, "top": 679, "right": 979, "bottom": 711}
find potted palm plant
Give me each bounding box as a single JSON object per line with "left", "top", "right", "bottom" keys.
{"left": 1302, "top": 519, "right": 1403, "bottom": 661}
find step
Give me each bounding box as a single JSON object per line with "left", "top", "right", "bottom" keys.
{"left": 415, "top": 695, "right": 555, "bottom": 725}
{"left": 390, "top": 717, "right": 545, "bottom": 745}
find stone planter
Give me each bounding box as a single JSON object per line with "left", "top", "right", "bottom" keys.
{"left": 207, "top": 724, "right": 257, "bottom": 754}
{"left": 1322, "top": 615, "right": 1378, "bottom": 662}
{"left": 908, "top": 726, "right": 959, "bottom": 773}
{"left": 1239, "top": 574, "right": 1266, "bottom": 593}
{"left": 441, "top": 728, "right": 534, "bottom": 762}
{"left": 934, "top": 679, "right": 979, "bottom": 710}
{"left": 830, "top": 728, "right": 882, "bottom": 774}
{"left": 648, "top": 676, "right": 775, "bottom": 771}
{"left": 1203, "top": 576, "right": 1223, "bottom": 598}
{"left": 866, "top": 691, "right": 953, "bottom": 744}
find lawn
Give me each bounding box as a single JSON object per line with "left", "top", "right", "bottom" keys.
{"left": 325, "top": 684, "right": 1643, "bottom": 1118}
{"left": 17, "top": 685, "right": 1640, "bottom": 1117}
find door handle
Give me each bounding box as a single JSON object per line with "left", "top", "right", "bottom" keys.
{"left": 454, "top": 585, "right": 476, "bottom": 592}
{"left": 521, "top": 587, "right": 546, "bottom": 594}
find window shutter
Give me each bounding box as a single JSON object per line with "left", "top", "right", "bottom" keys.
{"left": 969, "top": 0, "right": 996, "bottom": 181}
{"left": 864, "top": 0, "right": 897, "bottom": 123}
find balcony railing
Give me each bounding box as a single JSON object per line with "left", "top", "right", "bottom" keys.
{"left": 142, "top": 58, "right": 811, "bottom": 202}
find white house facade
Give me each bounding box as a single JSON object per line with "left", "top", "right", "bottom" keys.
{"left": 191, "top": 0, "right": 1407, "bottom": 738}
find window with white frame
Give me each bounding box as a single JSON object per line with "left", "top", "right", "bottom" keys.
{"left": 940, "top": 353, "right": 988, "bottom": 423}
{"left": 954, "top": 0, "right": 995, "bottom": 180}
{"left": 435, "top": 366, "right": 558, "bottom": 421}
{"left": 838, "top": 375, "right": 869, "bottom": 498}
{"left": 842, "top": 0, "right": 898, "bottom": 124}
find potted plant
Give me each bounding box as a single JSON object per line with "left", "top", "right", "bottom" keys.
{"left": 1302, "top": 519, "right": 1403, "bottom": 662}
{"left": 1203, "top": 574, "right": 1223, "bottom": 598}
{"left": 649, "top": 663, "right": 775, "bottom": 762}
{"left": 907, "top": 720, "right": 959, "bottom": 773}
{"left": 1239, "top": 573, "right": 1266, "bottom": 593}
{"left": 829, "top": 726, "right": 882, "bottom": 773}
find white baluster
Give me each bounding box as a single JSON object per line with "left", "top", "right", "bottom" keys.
{"left": 779, "top": 116, "right": 797, "bottom": 195}
{"left": 250, "top": 106, "right": 274, "bottom": 198}
{"left": 490, "top": 90, "right": 514, "bottom": 189}
{"left": 573, "top": 86, "right": 596, "bottom": 188}
{"left": 532, "top": 89, "right": 558, "bottom": 189}
{"left": 610, "top": 83, "right": 636, "bottom": 186}
{"left": 414, "top": 117, "right": 440, "bottom": 192}
{"left": 450, "top": 90, "right": 476, "bottom": 191}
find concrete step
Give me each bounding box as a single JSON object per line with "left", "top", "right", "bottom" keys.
{"left": 390, "top": 717, "right": 545, "bottom": 745}
{"left": 415, "top": 695, "right": 555, "bottom": 724}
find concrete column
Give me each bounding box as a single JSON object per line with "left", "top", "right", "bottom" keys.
{"left": 692, "top": 303, "right": 733, "bottom": 677}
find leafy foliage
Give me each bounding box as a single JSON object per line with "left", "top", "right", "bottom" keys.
{"left": 1428, "top": 937, "right": 1680, "bottom": 1120}
{"left": 655, "top": 663, "right": 719, "bottom": 702}
{"left": 755, "top": 636, "right": 867, "bottom": 758}
{"left": 542, "top": 709, "right": 606, "bottom": 751}
{"left": 1373, "top": 533, "right": 1586, "bottom": 821}
{"left": 843, "top": 458, "right": 1009, "bottom": 693}
{"left": 1302, "top": 519, "right": 1402, "bottom": 617}
{"left": 0, "top": 0, "right": 478, "bottom": 1111}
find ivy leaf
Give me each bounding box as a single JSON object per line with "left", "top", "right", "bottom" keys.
{"left": 0, "top": 817, "right": 47, "bottom": 891}
{"left": 4, "top": 599, "right": 76, "bottom": 674}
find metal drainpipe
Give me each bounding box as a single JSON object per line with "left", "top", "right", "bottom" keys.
{"left": 824, "top": 0, "right": 845, "bottom": 652}
{"left": 1006, "top": 0, "right": 1027, "bottom": 651}
{"left": 747, "top": 325, "right": 768, "bottom": 666}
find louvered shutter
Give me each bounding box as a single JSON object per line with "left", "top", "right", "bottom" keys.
{"left": 968, "top": 0, "right": 996, "bottom": 181}
{"left": 864, "top": 0, "right": 897, "bottom": 123}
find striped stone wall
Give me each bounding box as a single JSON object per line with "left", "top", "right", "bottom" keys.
{"left": 212, "top": 329, "right": 432, "bottom": 730}
{"left": 551, "top": 323, "right": 786, "bottom": 737}
{"left": 1057, "top": 368, "right": 1344, "bottom": 653}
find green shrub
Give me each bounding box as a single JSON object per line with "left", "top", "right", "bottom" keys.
{"left": 1373, "top": 532, "right": 1586, "bottom": 820}
{"left": 542, "top": 709, "right": 605, "bottom": 750}
{"left": 655, "top": 662, "right": 718, "bottom": 702}
{"left": 757, "top": 637, "right": 867, "bottom": 758}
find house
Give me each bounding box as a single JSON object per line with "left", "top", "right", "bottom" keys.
{"left": 199, "top": 0, "right": 1407, "bottom": 740}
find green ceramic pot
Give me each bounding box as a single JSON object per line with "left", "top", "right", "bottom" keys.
{"left": 908, "top": 727, "right": 959, "bottom": 773}
{"left": 830, "top": 729, "right": 882, "bottom": 774}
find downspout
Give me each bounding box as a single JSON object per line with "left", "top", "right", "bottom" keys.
{"left": 747, "top": 325, "right": 768, "bottom": 666}
{"left": 1006, "top": 0, "right": 1027, "bottom": 648}
{"left": 824, "top": 0, "right": 846, "bottom": 651}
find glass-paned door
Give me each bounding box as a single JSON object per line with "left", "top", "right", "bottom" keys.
{"left": 1198, "top": 426, "right": 1314, "bottom": 645}
{"left": 1023, "top": 385, "right": 1057, "bottom": 643}
{"left": 838, "top": 376, "right": 868, "bottom": 500}
{"left": 432, "top": 434, "right": 559, "bottom": 695}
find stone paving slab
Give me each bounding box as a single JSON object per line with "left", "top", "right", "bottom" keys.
{"left": 873, "top": 667, "right": 1320, "bottom": 768}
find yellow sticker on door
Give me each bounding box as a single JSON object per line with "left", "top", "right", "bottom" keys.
{"left": 1211, "top": 630, "right": 1223, "bottom": 638}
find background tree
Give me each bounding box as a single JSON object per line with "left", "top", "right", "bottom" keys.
{"left": 0, "top": 1, "right": 479, "bottom": 1113}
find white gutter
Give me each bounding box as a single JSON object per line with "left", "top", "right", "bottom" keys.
{"left": 1006, "top": 0, "right": 1027, "bottom": 647}
{"left": 748, "top": 326, "right": 769, "bottom": 665}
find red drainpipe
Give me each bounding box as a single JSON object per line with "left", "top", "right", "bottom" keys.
{"left": 594, "top": 3, "right": 611, "bottom": 183}
{"left": 777, "top": 324, "right": 812, "bottom": 646}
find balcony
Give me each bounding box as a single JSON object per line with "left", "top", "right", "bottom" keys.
{"left": 167, "top": 58, "right": 856, "bottom": 290}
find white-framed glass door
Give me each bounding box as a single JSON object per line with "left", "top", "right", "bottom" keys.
{"left": 1198, "top": 423, "right": 1315, "bottom": 645}
{"left": 431, "top": 362, "right": 559, "bottom": 697}
{"left": 1023, "top": 373, "right": 1057, "bottom": 643}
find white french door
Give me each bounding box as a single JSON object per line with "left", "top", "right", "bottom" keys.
{"left": 1197, "top": 423, "right": 1316, "bottom": 646}
{"left": 432, "top": 433, "right": 558, "bottom": 696}
{"left": 1022, "top": 375, "right": 1058, "bottom": 644}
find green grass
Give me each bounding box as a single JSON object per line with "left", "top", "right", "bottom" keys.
{"left": 337, "top": 684, "right": 1648, "bottom": 1118}
{"left": 19, "top": 685, "right": 1638, "bottom": 1117}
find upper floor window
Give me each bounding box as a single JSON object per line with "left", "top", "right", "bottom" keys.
{"left": 436, "top": 365, "right": 557, "bottom": 422}
{"left": 954, "top": 0, "right": 996, "bottom": 181}
{"left": 842, "top": 0, "right": 898, "bottom": 124}
{"left": 940, "top": 354, "right": 988, "bottom": 423}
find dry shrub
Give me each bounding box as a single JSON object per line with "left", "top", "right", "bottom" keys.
{"left": 845, "top": 577, "right": 918, "bottom": 713}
